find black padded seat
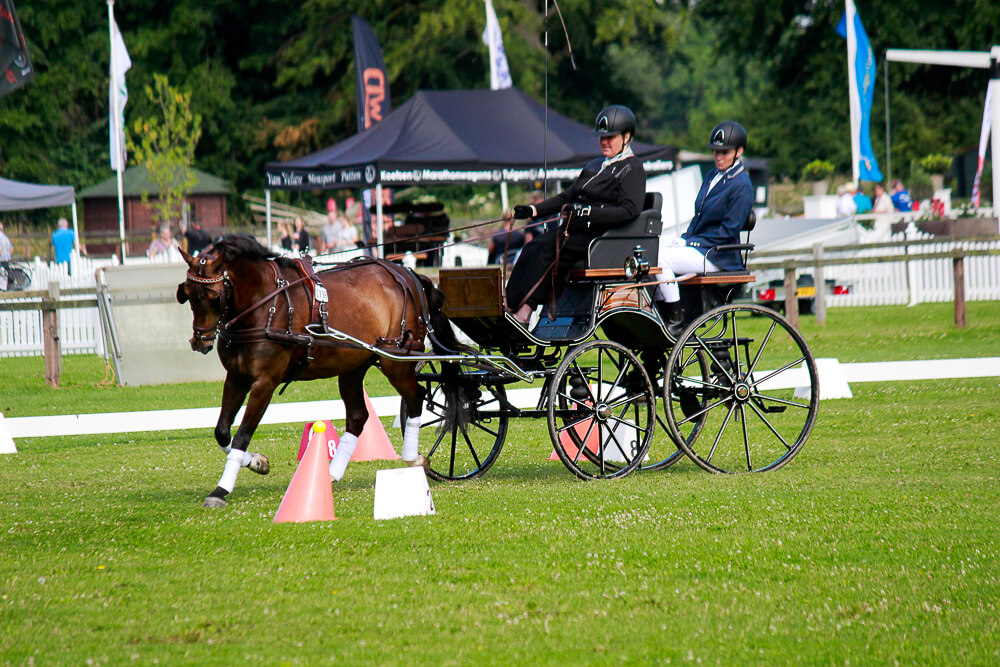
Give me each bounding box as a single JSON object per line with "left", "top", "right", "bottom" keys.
{"left": 585, "top": 192, "right": 663, "bottom": 270}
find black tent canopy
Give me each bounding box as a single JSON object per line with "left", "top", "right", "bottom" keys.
{"left": 265, "top": 88, "right": 676, "bottom": 191}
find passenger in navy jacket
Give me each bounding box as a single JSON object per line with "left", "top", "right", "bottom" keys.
{"left": 654, "top": 120, "right": 754, "bottom": 338}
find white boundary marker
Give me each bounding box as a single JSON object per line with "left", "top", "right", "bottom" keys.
{"left": 0, "top": 413, "right": 17, "bottom": 454}
{"left": 3, "top": 358, "right": 998, "bottom": 444}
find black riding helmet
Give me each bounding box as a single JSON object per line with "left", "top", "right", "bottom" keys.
{"left": 594, "top": 105, "right": 636, "bottom": 138}
{"left": 706, "top": 121, "right": 747, "bottom": 150}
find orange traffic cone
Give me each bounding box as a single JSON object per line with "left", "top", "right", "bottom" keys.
{"left": 297, "top": 420, "right": 339, "bottom": 461}
{"left": 352, "top": 389, "right": 400, "bottom": 461}
{"left": 548, "top": 418, "right": 600, "bottom": 461}
{"left": 274, "top": 421, "right": 337, "bottom": 523}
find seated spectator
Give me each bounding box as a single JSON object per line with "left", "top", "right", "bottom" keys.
{"left": 148, "top": 224, "right": 178, "bottom": 258}
{"left": 488, "top": 216, "right": 526, "bottom": 264}
{"left": 890, "top": 179, "right": 913, "bottom": 211}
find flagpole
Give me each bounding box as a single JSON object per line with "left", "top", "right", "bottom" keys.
{"left": 108, "top": 0, "right": 127, "bottom": 260}
{"left": 845, "top": 0, "right": 860, "bottom": 186}
{"left": 991, "top": 47, "right": 1000, "bottom": 213}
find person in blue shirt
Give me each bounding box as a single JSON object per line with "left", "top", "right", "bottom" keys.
{"left": 653, "top": 121, "right": 754, "bottom": 338}
{"left": 853, "top": 184, "right": 872, "bottom": 214}
{"left": 51, "top": 218, "right": 75, "bottom": 274}
{"left": 890, "top": 179, "right": 913, "bottom": 211}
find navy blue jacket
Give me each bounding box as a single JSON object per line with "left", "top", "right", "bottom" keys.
{"left": 683, "top": 161, "right": 754, "bottom": 272}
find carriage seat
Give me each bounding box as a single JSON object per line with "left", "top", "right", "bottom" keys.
{"left": 574, "top": 192, "right": 663, "bottom": 276}
{"left": 680, "top": 209, "right": 757, "bottom": 288}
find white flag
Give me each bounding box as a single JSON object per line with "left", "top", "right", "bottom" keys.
{"left": 482, "top": 0, "right": 512, "bottom": 90}
{"left": 971, "top": 81, "right": 994, "bottom": 208}
{"left": 109, "top": 18, "right": 132, "bottom": 172}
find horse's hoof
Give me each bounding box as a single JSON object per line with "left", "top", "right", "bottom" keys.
{"left": 404, "top": 455, "right": 429, "bottom": 473}
{"left": 248, "top": 452, "right": 270, "bottom": 475}
{"left": 203, "top": 496, "right": 227, "bottom": 508}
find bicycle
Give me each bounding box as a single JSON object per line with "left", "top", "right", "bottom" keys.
{"left": 0, "top": 261, "right": 32, "bottom": 291}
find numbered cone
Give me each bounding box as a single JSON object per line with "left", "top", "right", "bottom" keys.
{"left": 297, "top": 420, "right": 339, "bottom": 461}
{"left": 274, "top": 421, "right": 336, "bottom": 523}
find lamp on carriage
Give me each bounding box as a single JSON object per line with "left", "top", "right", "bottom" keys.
{"left": 623, "top": 245, "right": 650, "bottom": 280}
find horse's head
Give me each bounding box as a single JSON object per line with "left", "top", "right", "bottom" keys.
{"left": 176, "top": 248, "right": 228, "bottom": 354}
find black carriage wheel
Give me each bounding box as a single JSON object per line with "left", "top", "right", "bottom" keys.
{"left": 412, "top": 360, "right": 508, "bottom": 481}
{"left": 642, "top": 349, "right": 710, "bottom": 471}
{"left": 547, "top": 340, "right": 654, "bottom": 480}
{"left": 663, "top": 304, "right": 819, "bottom": 473}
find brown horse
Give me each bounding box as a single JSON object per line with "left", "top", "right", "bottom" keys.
{"left": 176, "top": 234, "right": 461, "bottom": 507}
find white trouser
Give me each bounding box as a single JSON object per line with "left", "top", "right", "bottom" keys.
{"left": 655, "top": 240, "right": 719, "bottom": 303}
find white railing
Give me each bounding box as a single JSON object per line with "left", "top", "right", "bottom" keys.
{"left": 821, "top": 230, "right": 1000, "bottom": 308}
{"left": 4, "top": 235, "right": 998, "bottom": 358}
{"left": 1, "top": 252, "right": 122, "bottom": 358}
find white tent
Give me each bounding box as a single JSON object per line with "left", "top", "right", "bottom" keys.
{"left": 0, "top": 176, "right": 79, "bottom": 242}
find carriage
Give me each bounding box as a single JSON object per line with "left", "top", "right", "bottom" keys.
{"left": 179, "top": 193, "right": 819, "bottom": 506}
{"left": 321, "top": 192, "right": 820, "bottom": 481}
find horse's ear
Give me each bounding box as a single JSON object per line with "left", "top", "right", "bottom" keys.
{"left": 176, "top": 283, "right": 189, "bottom": 304}
{"left": 180, "top": 248, "right": 196, "bottom": 268}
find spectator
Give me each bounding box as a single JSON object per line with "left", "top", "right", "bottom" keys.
{"left": 51, "top": 217, "right": 76, "bottom": 274}
{"left": 278, "top": 221, "right": 294, "bottom": 251}
{"left": 853, "top": 183, "right": 872, "bottom": 214}
{"left": 292, "top": 215, "right": 311, "bottom": 254}
{"left": 321, "top": 198, "right": 358, "bottom": 254}
{"left": 488, "top": 216, "right": 526, "bottom": 264}
{"left": 890, "top": 179, "right": 913, "bottom": 212}
{"left": 0, "top": 221, "right": 13, "bottom": 276}
{"left": 148, "top": 224, "right": 178, "bottom": 259}
{"left": 836, "top": 183, "right": 857, "bottom": 217}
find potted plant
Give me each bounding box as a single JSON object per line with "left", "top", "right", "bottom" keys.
{"left": 918, "top": 154, "right": 952, "bottom": 192}
{"left": 802, "top": 159, "right": 834, "bottom": 195}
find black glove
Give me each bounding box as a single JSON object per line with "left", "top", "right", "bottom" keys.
{"left": 512, "top": 204, "right": 534, "bottom": 219}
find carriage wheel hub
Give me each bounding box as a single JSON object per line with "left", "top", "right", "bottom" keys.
{"left": 733, "top": 382, "right": 751, "bottom": 401}
{"left": 595, "top": 403, "right": 611, "bottom": 421}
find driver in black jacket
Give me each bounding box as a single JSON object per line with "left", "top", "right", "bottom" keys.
{"left": 505, "top": 105, "right": 647, "bottom": 324}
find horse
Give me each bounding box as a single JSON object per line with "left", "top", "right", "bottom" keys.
{"left": 176, "top": 234, "right": 462, "bottom": 507}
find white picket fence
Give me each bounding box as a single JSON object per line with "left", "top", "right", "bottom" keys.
{"left": 2, "top": 234, "right": 998, "bottom": 358}
{"left": 0, "top": 253, "right": 119, "bottom": 358}
{"left": 818, "top": 230, "right": 1000, "bottom": 307}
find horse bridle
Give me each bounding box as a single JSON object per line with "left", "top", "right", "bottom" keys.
{"left": 185, "top": 256, "right": 230, "bottom": 344}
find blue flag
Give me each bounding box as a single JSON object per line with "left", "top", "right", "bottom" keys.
{"left": 837, "top": 8, "right": 883, "bottom": 182}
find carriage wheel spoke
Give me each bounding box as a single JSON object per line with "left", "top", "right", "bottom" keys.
{"left": 705, "top": 402, "right": 737, "bottom": 464}
{"left": 746, "top": 399, "right": 794, "bottom": 452}
{"left": 740, "top": 404, "right": 752, "bottom": 471}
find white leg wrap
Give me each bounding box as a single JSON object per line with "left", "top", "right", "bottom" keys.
{"left": 219, "top": 443, "right": 232, "bottom": 456}
{"left": 218, "top": 449, "right": 245, "bottom": 493}
{"left": 329, "top": 433, "right": 358, "bottom": 482}
{"left": 402, "top": 417, "right": 421, "bottom": 462}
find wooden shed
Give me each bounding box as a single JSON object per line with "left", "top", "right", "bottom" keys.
{"left": 78, "top": 166, "right": 230, "bottom": 256}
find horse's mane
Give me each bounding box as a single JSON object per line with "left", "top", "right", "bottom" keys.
{"left": 212, "top": 233, "right": 297, "bottom": 269}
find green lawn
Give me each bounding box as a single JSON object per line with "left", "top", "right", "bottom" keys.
{"left": 1, "top": 302, "right": 998, "bottom": 664}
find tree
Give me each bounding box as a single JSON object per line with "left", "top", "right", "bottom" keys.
{"left": 128, "top": 74, "right": 202, "bottom": 227}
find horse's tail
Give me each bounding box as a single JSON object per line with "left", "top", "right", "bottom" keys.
{"left": 416, "top": 275, "right": 470, "bottom": 435}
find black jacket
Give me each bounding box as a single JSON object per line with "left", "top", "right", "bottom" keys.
{"left": 532, "top": 154, "right": 646, "bottom": 236}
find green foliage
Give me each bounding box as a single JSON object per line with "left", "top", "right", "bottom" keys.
{"left": 919, "top": 153, "right": 953, "bottom": 174}
{"left": 908, "top": 165, "right": 934, "bottom": 201}
{"left": 801, "top": 159, "right": 834, "bottom": 181}
{"left": 0, "top": 0, "right": 996, "bottom": 223}
{"left": 128, "top": 74, "right": 202, "bottom": 227}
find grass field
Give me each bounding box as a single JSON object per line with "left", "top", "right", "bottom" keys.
{"left": 1, "top": 303, "right": 999, "bottom": 664}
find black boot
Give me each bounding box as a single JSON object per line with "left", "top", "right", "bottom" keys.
{"left": 656, "top": 301, "right": 685, "bottom": 340}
